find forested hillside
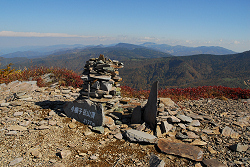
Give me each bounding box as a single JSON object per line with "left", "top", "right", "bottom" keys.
{"left": 119, "top": 51, "right": 250, "bottom": 89}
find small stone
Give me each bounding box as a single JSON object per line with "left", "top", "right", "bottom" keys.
{"left": 190, "top": 120, "right": 201, "bottom": 127}
{"left": 114, "top": 133, "right": 123, "bottom": 140}
{"left": 149, "top": 154, "right": 165, "bottom": 167}
{"left": 187, "top": 126, "right": 201, "bottom": 132}
{"left": 9, "top": 157, "right": 23, "bottom": 166}
{"left": 30, "top": 148, "right": 42, "bottom": 158}
{"left": 176, "top": 132, "right": 189, "bottom": 139}
{"left": 202, "top": 129, "right": 214, "bottom": 135}
{"left": 125, "top": 129, "right": 157, "bottom": 143}
{"left": 13, "top": 112, "right": 23, "bottom": 116}
{"left": 1, "top": 102, "right": 10, "bottom": 107}
{"left": 90, "top": 155, "right": 98, "bottom": 160}
{"left": 36, "top": 125, "right": 50, "bottom": 130}
{"left": 19, "top": 121, "right": 31, "bottom": 127}
{"left": 207, "top": 146, "right": 217, "bottom": 154}
{"left": 7, "top": 125, "right": 27, "bottom": 131}
{"left": 190, "top": 139, "right": 207, "bottom": 146}
{"left": 195, "top": 163, "right": 203, "bottom": 167}
{"left": 103, "top": 95, "right": 112, "bottom": 99}
{"left": 49, "top": 120, "right": 57, "bottom": 126}
{"left": 68, "top": 122, "right": 77, "bottom": 129}
{"left": 177, "top": 114, "right": 193, "bottom": 123}
{"left": 178, "top": 123, "right": 186, "bottom": 129}
{"left": 6, "top": 131, "right": 17, "bottom": 136}
{"left": 161, "top": 121, "right": 173, "bottom": 133}
{"left": 58, "top": 150, "right": 71, "bottom": 158}
{"left": 230, "top": 143, "right": 249, "bottom": 152}
{"left": 49, "top": 110, "right": 56, "bottom": 116}
{"left": 84, "top": 131, "right": 93, "bottom": 135}
{"left": 185, "top": 131, "right": 199, "bottom": 139}
{"left": 202, "top": 159, "right": 227, "bottom": 167}
{"left": 61, "top": 89, "right": 71, "bottom": 94}
{"left": 103, "top": 116, "right": 115, "bottom": 126}
{"left": 222, "top": 126, "right": 240, "bottom": 139}
{"left": 92, "top": 126, "right": 105, "bottom": 134}
{"left": 136, "top": 122, "right": 146, "bottom": 131}
{"left": 167, "top": 116, "right": 181, "bottom": 123}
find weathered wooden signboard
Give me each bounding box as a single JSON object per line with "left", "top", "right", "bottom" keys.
{"left": 63, "top": 99, "right": 104, "bottom": 127}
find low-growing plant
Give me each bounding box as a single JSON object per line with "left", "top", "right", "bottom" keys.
{"left": 0, "top": 65, "right": 83, "bottom": 88}
{"left": 121, "top": 85, "right": 250, "bottom": 102}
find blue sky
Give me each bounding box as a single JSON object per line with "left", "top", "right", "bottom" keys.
{"left": 0, "top": 0, "right": 249, "bottom": 52}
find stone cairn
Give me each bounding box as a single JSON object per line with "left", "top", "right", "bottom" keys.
{"left": 77, "top": 54, "right": 124, "bottom": 110}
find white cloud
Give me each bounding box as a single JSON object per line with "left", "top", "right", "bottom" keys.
{"left": 0, "top": 31, "right": 93, "bottom": 38}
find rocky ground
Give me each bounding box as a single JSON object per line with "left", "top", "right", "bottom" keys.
{"left": 0, "top": 82, "right": 250, "bottom": 167}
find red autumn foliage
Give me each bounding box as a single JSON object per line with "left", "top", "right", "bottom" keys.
{"left": 121, "top": 85, "right": 250, "bottom": 102}
{"left": 0, "top": 66, "right": 83, "bottom": 88}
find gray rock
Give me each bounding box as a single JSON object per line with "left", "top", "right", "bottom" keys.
{"left": 161, "top": 121, "right": 173, "bottom": 133}
{"left": 190, "top": 120, "right": 201, "bottom": 127}
{"left": 89, "top": 154, "right": 98, "bottom": 160}
{"left": 114, "top": 133, "right": 123, "bottom": 139}
{"left": 58, "top": 150, "right": 71, "bottom": 159}
{"left": 7, "top": 125, "right": 27, "bottom": 131}
{"left": 125, "top": 129, "right": 157, "bottom": 144}
{"left": 30, "top": 148, "right": 42, "bottom": 158}
{"left": 167, "top": 116, "right": 181, "bottom": 123}
{"left": 159, "top": 98, "right": 177, "bottom": 107}
{"left": 100, "top": 81, "right": 112, "bottom": 92}
{"left": 185, "top": 131, "right": 199, "bottom": 139}
{"left": 177, "top": 114, "right": 193, "bottom": 123}
{"left": 149, "top": 154, "right": 165, "bottom": 167}
{"left": 91, "top": 81, "right": 100, "bottom": 90}
{"left": 143, "top": 81, "right": 158, "bottom": 130}
{"left": 92, "top": 126, "right": 105, "bottom": 134}
{"left": 131, "top": 106, "right": 142, "bottom": 124}
{"left": 13, "top": 111, "right": 23, "bottom": 116}
{"left": 6, "top": 131, "right": 17, "bottom": 136}
{"left": 176, "top": 132, "right": 189, "bottom": 139}
{"left": 230, "top": 143, "right": 249, "bottom": 152}
{"left": 61, "top": 89, "right": 71, "bottom": 94}
{"left": 9, "top": 157, "right": 23, "bottom": 166}
{"left": 0, "top": 102, "right": 10, "bottom": 107}
{"left": 222, "top": 126, "right": 240, "bottom": 139}
{"left": 158, "top": 138, "right": 203, "bottom": 161}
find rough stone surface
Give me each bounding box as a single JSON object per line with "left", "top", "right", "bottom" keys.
{"left": 143, "top": 81, "right": 158, "bottom": 130}
{"left": 158, "top": 138, "right": 203, "bottom": 161}
{"left": 131, "top": 106, "right": 142, "bottom": 124}
{"left": 9, "top": 157, "right": 23, "bottom": 166}
{"left": 125, "top": 129, "right": 157, "bottom": 143}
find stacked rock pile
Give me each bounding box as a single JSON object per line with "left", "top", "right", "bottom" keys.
{"left": 78, "top": 54, "right": 123, "bottom": 105}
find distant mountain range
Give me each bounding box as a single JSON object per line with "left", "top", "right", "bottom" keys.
{"left": 141, "top": 42, "right": 236, "bottom": 56}
{"left": 0, "top": 43, "right": 248, "bottom": 89}
{"left": 0, "top": 42, "right": 236, "bottom": 58}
